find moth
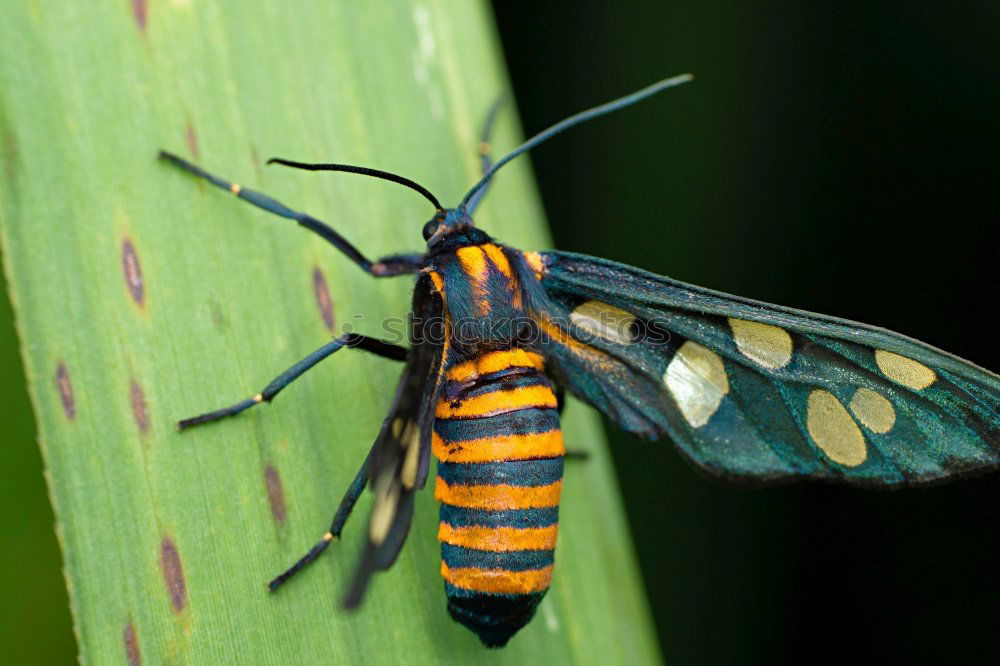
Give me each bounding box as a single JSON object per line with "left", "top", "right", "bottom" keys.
{"left": 162, "top": 74, "right": 999, "bottom": 647}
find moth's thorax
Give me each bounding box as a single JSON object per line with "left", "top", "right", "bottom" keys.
{"left": 426, "top": 238, "right": 528, "bottom": 352}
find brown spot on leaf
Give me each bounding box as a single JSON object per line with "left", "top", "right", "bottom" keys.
{"left": 130, "top": 380, "right": 149, "bottom": 434}
{"left": 55, "top": 362, "right": 75, "bottom": 420}
{"left": 122, "top": 238, "right": 144, "bottom": 307}
{"left": 312, "top": 267, "right": 335, "bottom": 330}
{"left": 123, "top": 623, "right": 141, "bottom": 666}
{"left": 264, "top": 465, "right": 287, "bottom": 525}
{"left": 185, "top": 123, "right": 199, "bottom": 159}
{"left": 131, "top": 0, "right": 147, "bottom": 33}
{"left": 210, "top": 301, "right": 226, "bottom": 329}
{"left": 160, "top": 538, "right": 187, "bottom": 613}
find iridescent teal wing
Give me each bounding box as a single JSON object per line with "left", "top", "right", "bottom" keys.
{"left": 515, "top": 250, "right": 999, "bottom": 486}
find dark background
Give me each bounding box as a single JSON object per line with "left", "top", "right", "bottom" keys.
{"left": 1, "top": 2, "right": 998, "bottom": 664}
{"left": 491, "top": 2, "right": 999, "bottom": 664}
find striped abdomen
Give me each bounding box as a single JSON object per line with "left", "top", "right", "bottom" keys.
{"left": 433, "top": 349, "right": 564, "bottom": 647}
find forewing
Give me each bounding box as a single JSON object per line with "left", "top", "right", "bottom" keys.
{"left": 343, "top": 273, "right": 445, "bottom": 607}
{"left": 516, "top": 250, "right": 1000, "bottom": 486}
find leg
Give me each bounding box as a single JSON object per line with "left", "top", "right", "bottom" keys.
{"left": 466, "top": 96, "right": 506, "bottom": 214}
{"left": 370, "top": 252, "right": 425, "bottom": 276}
{"left": 178, "top": 333, "right": 406, "bottom": 430}
{"left": 268, "top": 449, "right": 372, "bottom": 591}
{"left": 159, "top": 151, "right": 424, "bottom": 277}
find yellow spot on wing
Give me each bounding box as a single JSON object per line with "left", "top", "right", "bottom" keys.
{"left": 401, "top": 443, "right": 420, "bottom": 489}
{"left": 728, "top": 318, "right": 793, "bottom": 369}
{"left": 875, "top": 350, "right": 936, "bottom": 390}
{"left": 664, "top": 341, "right": 729, "bottom": 427}
{"left": 398, "top": 420, "right": 421, "bottom": 489}
{"left": 807, "top": 389, "right": 867, "bottom": 466}
{"left": 369, "top": 471, "right": 399, "bottom": 545}
{"left": 849, "top": 387, "right": 896, "bottom": 433}
{"left": 571, "top": 301, "right": 637, "bottom": 344}
{"left": 397, "top": 420, "right": 418, "bottom": 448}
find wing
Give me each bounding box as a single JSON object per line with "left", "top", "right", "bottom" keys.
{"left": 511, "top": 249, "right": 1000, "bottom": 486}
{"left": 344, "top": 272, "right": 445, "bottom": 606}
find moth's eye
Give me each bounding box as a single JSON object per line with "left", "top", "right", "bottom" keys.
{"left": 422, "top": 220, "right": 439, "bottom": 241}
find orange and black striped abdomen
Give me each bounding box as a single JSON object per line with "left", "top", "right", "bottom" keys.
{"left": 433, "top": 349, "right": 564, "bottom": 647}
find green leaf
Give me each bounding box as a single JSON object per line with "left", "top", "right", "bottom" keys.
{"left": 0, "top": 0, "right": 660, "bottom": 662}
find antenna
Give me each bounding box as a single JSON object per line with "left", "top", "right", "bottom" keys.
{"left": 459, "top": 74, "right": 693, "bottom": 209}
{"left": 268, "top": 158, "right": 443, "bottom": 211}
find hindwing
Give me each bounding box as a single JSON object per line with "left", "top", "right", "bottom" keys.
{"left": 344, "top": 273, "right": 445, "bottom": 606}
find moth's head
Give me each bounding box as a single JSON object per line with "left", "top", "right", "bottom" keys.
{"left": 422, "top": 207, "right": 475, "bottom": 247}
